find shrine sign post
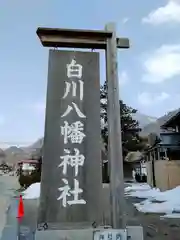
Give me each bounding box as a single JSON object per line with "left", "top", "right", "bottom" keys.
{"left": 35, "top": 23, "right": 144, "bottom": 240}
{"left": 38, "top": 50, "right": 102, "bottom": 228}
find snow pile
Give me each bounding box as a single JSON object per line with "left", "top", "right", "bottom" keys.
{"left": 125, "top": 183, "right": 161, "bottom": 199}
{"left": 125, "top": 183, "right": 151, "bottom": 192}
{"left": 161, "top": 213, "right": 180, "bottom": 219}
{"left": 126, "top": 183, "right": 180, "bottom": 218}
{"left": 23, "top": 182, "right": 41, "bottom": 199}
{"left": 125, "top": 183, "right": 160, "bottom": 199}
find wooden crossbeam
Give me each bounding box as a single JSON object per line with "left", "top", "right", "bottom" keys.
{"left": 36, "top": 27, "right": 130, "bottom": 49}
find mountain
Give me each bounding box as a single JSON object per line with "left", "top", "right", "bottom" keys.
{"left": 140, "top": 109, "right": 180, "bottom": 137}
{"left": 132, "top": 112, "right": 157, "bottom": 128}
{"left": 24, "top": 112, "right": 157, "bottom": 154}
{"left": 22, "top": 138, "right": 43, "bottom": 160}
{"left": 23, "top": 138, "right": 43, "bottom": 153}
{"left": 3, "top": 146, "right": 30, "bottom": 164}
{"left": 3, "top": 110, "right": 178, "bottom": 163}
{"left": 0, "top": 148, "right": 5, "bottom": 161}
{"left": 4, "top": 146, "right": 25, "bottom": 155}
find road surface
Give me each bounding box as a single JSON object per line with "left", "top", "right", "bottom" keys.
{"left": 2, "top": 180, "right": 180, "bottom": 239}
{"left": 0, "top": 175, "right": 19, "bottom": 240}
{"left": 0, "top": 175, "right": 37, "bottom": 240}
{"left": 126, "top": 195, "right": 180, "bottom": 240}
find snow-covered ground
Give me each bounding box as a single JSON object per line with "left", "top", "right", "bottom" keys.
{"left": 23, "top": 181, "right": 180, "bottom": 219}
{"left": 23, "top": 182, "right": 40, "bottom": 199}
{"left": 23, "top": 183, "right": 111, "bottom": 199}
{"left": 125, "top": 183, "right": 180, "bottom": 218}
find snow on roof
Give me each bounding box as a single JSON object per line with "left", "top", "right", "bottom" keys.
{"left": 125, "top": 151, "right": 143, "bottom": 162}
{"left": 22, "top": 164, "right": 36, "bottom": 171}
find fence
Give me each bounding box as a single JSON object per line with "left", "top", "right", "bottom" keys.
{"left": 146, "top": 160, "right": 180, "bottom": 191}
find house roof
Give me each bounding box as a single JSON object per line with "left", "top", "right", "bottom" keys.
{"left": 161, "top": 109, "right": 180, "bottom": 128}
{"left": 17, "top": 160, "right": 38, "bottom": 164}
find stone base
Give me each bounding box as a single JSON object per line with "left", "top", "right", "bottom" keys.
{"left": 35, "top": 226, "right": 143, "bottom": 240}
{"left": 127, "top": 226, "right": 144, "bottom": 240}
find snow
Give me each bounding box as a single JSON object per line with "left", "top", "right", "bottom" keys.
{"left": 22, "top": 182, "right": 41, "bottom": 199}
{"left": 125, "top": 183, "right": 161, "bottom": 199}
{"left": 134, "top": 200, "right": 177, "bottom": 214}
{"left": 22, "top": 163, "right": 35, "bottom": 171}
{"left": 22, "top": 181, "right": 180, "bottom": 218}
{"left": 160, "top": 213, "right": 180, "bottom": 219}
{"left": 126, "top": 183, "right": 180, "bottom": 218}
{"left": 125, "top": 183, "right": 151, "bottom": 192}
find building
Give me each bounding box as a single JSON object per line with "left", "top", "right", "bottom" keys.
{"left": 17, "top": 160, "right": 38, "bottom": 176}
{"left": 145, "top": 110, "right": 180, "bottom": 190}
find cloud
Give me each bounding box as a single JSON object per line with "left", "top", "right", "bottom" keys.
{"left": 142, "top": 0, "right": 180, "bottom": 25}
{"left": 142, "top": 44, "right": 180, "bottom": 83}
{"left": 138, "top": 92, "right": 170, "bottom": 106}
{"left": 119, "top": 71, "right": 129, "bottom": 86}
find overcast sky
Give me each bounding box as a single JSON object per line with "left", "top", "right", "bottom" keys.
{"left": 0, "top": 0, "right": 180, "bottom": 147}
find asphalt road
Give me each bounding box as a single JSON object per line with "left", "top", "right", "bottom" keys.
{"left": 102, "top": 183, "right": 180, "bottom": 240}
{"left": 0, "top": 196, "right": 37, "bottom": 240}
{"left": 0, "top": 175, "right": 19, "bottom": 240}
{"left": 2, "top": 180, "right": 180, "bottom": 240}
{"left": 125, "top": 185, "right": 180, "bottom": 240}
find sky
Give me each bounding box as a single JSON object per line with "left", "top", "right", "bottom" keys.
{"left": 0, "top": 0, "right": 180, "bottom": 147}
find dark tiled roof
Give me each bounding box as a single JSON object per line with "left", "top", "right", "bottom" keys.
{"left": 161, "top": 109, "right": 180, "bottom": 127}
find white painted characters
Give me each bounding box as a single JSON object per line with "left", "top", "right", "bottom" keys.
{"left": 61, "top": 102, "right": 86, "bottom": 118}
{"left": 61, "top": 121, "right": 86, "bottom": 144}
{"left": 59, "top": 148, "right": 85, "bottom": 176}
{"left": 62, "top": 80, "right": 84, "bottom": 101}
{"left": 57, "top": 178, "right": 86, "bottom": 207}
{"left": 58, "top": 58, "right": 86, "bottom": 208}
{"left": 67, "top": 59, "right": 83, "bottom": 79}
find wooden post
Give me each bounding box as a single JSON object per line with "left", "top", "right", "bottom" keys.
{"left": 164, "top": 148, "right": 168, "bottom": 158}
{"left": 157, "top": 147, "right": 160, "bottom": 160}
{"left": 151, "top": 151, "right": 156, "bottom": 188}
{"left": 105, "top": 23, "right": 126, "bottom": 229}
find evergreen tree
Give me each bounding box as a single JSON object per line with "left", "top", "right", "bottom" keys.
{"left": 100, "top": 81, "right": 143, "bottom": 157}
